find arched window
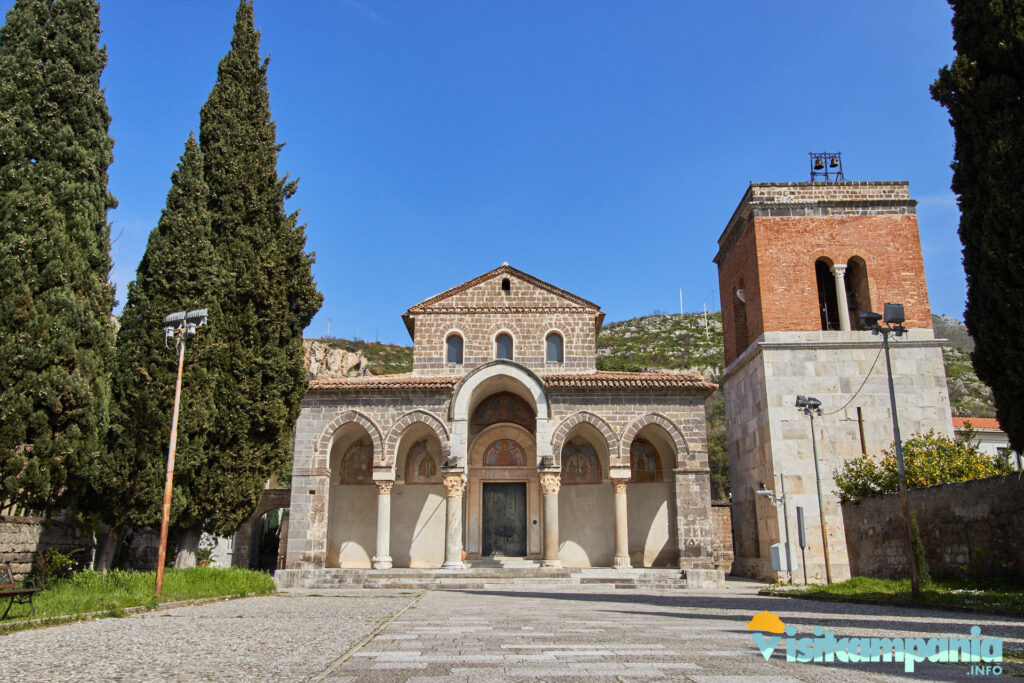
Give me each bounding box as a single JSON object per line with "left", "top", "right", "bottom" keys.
{"left": 495, "top": 333, "right": 513, "bottom": 360}
{"left": 546, "top": 332, "right": 564, "bottom": 363}
{"left": 846, "top": 257, "right": 871, "bottom": 330}
{"left": 446, "top": 333, "right": 463, "bottom": 365}
{"left": 732, "top": 281, "right": 748, "bottom": 355}
{"left": 501, "top": 277, "right": 511, "bottom": 294}
{"left": 815, "top": 259, "right": 840, "bottom": 330}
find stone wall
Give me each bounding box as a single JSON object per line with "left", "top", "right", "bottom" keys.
{"left": 842, "top": 474, "right": 1024, "bottom": 581}
{"left": 711, "top": 502, "right": 734, "bottom": 574}
{"left": 408, "top": 268, "right": 600, "bottom": 375}
{"left": 721, "top": 331, "right": 952, "bottom": 583}
{"left": 0, "top": 515, "right": 95, "bottom": 580}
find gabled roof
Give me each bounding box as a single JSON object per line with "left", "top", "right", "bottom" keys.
{"left": 402, "top": 264, "right": 604, "bottom": 338}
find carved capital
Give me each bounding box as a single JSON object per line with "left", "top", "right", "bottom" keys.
{"left": 376, "top": 481, "right": 393, "bottom": 496}
{"left": 442, "top": 473, "right": 466, "bottom": 498}
{"left": 539, "top": 472, "right": 561, "bottom": 496}
{"left": 612, "top": 480, "right": 628, "bottom": 495}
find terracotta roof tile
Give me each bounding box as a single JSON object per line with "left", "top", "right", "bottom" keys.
{"left": 309, "top": 374, "right": 459, "bottom": 391}
{"left": 952, "top": 416, "right": 1002, "bottom": 431}
{"left": 543, "top": 371, "right": 717, "bottom": 393}
{"left": 309, "top": 370, "right": 716, "bottom": 394}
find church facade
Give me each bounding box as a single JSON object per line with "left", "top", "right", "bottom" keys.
{"left": 280, "top": 265, "right": 724, "bottom": 585}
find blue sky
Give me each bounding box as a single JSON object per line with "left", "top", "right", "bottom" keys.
{"left": 4, "top": 1, "right": 962, "bottom": 344}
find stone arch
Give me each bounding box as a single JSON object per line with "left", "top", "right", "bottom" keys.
{"left": 384, "top": 410, "right": 450, "bottom": 467}
{"left": 619, "top": 413, "right": 690, "bottom": 467}
{"left": 234, "top": 488, "right": 291, "bottom": 569}
{"left": 315, "top": 410, "right": 385, "bottom": 465}
{"left": 449, "top": 360, "right": 550, "bottom": 420}
{"left": 551, "top": 411, "right": 618, "bottom": 465}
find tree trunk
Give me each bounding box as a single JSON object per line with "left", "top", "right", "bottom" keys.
{"left": 174, "top": 527, "right": 202, "bottom": 568}
{"left": 94, "top": 525, "right": 122, "bottom": 573}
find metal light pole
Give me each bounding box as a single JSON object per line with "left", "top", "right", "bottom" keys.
{"left": 796, "top": 395, "right": 832, "bottom": 585}
{"left": 155, "top": 309, "right": 208, "bottom": 596}
{"left": 862, "top": 304, "right": 920, "bottom": 599}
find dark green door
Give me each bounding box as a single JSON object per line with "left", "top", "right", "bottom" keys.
{"left": 482, "top": 483, "right": 527, "bottom": 556}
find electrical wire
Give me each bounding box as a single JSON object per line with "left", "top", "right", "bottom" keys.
{"left": 822, "top": 344, "right": 884, "bottom": 416}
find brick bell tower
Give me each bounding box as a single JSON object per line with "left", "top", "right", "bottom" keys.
{"left": 714, "top": 179, "right": 953, "bottom": 583}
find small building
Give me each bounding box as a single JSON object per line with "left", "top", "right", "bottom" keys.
{"left": 279, "top": 265, "right": 725, "bottom": 586}
{"left": 953, "top": 417, "right": 1022, "bottom": 469}
{"left": 715, "top": 181, "right": 954, "bottom": 583}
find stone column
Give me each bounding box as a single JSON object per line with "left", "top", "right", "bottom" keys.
{"left": 612, "top": 480, "right": 631, "bottom": 569}
{"left": 442, "top": 472, "right": 466, "bottom": 569}
{"left": 831, "top": 263, "right": 851, "bottom": 332}
{"left": 372, "top": 480, "right": 393, "bottom": 569}
{"left": 539, "top": 472, "right": 561, "bottom": 568}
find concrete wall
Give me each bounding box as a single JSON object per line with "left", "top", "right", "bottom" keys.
{"left": 722, "top": 330, "right": 952, "bottom": 582}
{"left": 0, "top": 515, "right": 95, "bottom": 580}
{"left": 842, "top": 474, "right": 1024, "bottom": 581}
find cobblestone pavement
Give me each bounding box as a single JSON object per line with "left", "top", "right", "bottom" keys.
{"left": 0, "top": 583, "right": 1021, "bottom": 681}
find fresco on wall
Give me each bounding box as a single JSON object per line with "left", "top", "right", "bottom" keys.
{"left": 405, "top": 439, "right": 439, "bottom": 483}
{"left": 473, "top": 392, "right": 535, "bottom": 432}
{"left": 561, "top": 439, "right": 601, "bottom": 485}
{"left": 630, "top": 438, "right": 663, "bottom": 483}
{"left": 483, "top": 438, "right": 527, "bottom": 467}
{"left": 339, "top": 440, "right": 373, "bottom": 484}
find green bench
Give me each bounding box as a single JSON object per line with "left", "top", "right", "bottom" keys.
{"left": 0, "top": 564, "right": 42, "bottom": 619}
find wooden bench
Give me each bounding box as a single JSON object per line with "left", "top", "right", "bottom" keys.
{"left": 0, "top": 564, "right": 42, "bottom": 619}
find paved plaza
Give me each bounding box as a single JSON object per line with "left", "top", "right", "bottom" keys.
{"left": 0, "top": 582, "right": 1020, "bottom": 681}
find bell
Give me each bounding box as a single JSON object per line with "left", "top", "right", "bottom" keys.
{"left": 829, "top": 157, "right": 839, "bottom": 168}
{"left": 813, "top": 159, "right": 824, "bottom": 171}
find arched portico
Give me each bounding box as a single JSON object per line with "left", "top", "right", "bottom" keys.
{"left": 448, "top": 360, "right": 554, "bottom": 466}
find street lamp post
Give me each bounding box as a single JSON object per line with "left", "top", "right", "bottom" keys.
{"left": 155, "top": 308, "right": 208, "bottom": 596}
{"left": 796, "top": 395, "right": 832, "bottom": 585}
{"left": 861, "top": 303, "right": 920, "bottom": 599}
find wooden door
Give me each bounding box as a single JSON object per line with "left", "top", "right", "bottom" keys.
{"left": 482, "top": 483, "right": 527, "bottom": 556}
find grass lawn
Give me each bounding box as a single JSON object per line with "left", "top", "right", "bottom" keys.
{"left": 762, "top": 576, "right": 1024, "bottom": 615}
{"left": 1, "top": 567, "right": 275, "bottom": 627}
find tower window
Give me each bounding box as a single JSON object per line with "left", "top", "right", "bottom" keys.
{"left": 815, "top": 259, "right": 840, "bottom": 330}
{"left": 546, "top": 332, "right": 564, "bottom": 363}
{"left": 501, "top": 278, "right": 511, "bottom": 294}
{"left": 496, "top": 333, "right": 513, "bottom": 360}
{"left": 446, "top": 333, "right": 463, "bottom": 365}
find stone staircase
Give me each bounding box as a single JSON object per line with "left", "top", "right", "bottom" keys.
{"left": 274, "top": 565, "right": 691, "bottom": 591}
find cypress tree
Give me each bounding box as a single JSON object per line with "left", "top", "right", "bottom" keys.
{"left": 0, "top": 0, "right": 117, "bottom": 511}
{"left": 96, "top": 134, "right": 220, "bottom": 567}
{"left": 195, "top": 1, "right": 321, "bottom": 538}
{"left": 932, "top": 1, "right": 1024, "bottom": 453}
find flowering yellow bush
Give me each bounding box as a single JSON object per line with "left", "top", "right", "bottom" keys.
{"left": 833, "top": 427, "right": 1014, "bottom": 501}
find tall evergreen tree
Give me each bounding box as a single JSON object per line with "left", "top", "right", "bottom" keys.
{"left": 195, "top": 1, "right": 321, "bottom": 538}
{"left": 932, "top": 1, "right": 1024, "bottom": 453}
{"left": 95, "top": 134, "right": 220, "bottom": 567}
{"left": 0, "top": 0, "right": 117, "bottom": 510}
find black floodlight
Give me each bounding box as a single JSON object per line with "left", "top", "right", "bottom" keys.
{"left": 859, "top": 310, "right": 883, "bottom": 328}
{"left": 795, "top": 395, "right": 821, "bottom": 410}
{"left": 883, "top": 303, "right": 905, "bottom": 325}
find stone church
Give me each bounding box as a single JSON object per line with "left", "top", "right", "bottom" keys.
{"left": 279, "top": 264, "right": 725, "bottom": 586}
